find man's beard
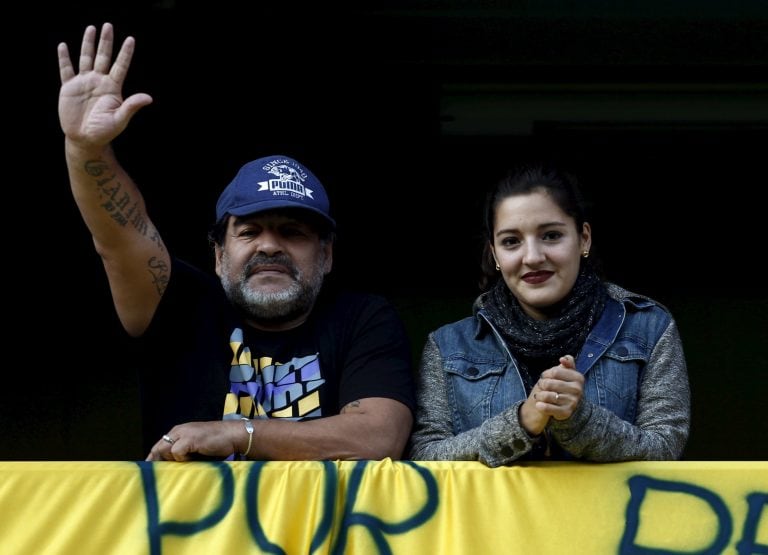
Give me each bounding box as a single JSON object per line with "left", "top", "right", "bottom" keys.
{"left": 219, "top": 253, "right": 326, "bottom": 324}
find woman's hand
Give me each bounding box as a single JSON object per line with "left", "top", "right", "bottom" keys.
{"left": 519, "top": 354, "right": 584, "bottom": 436}
{"left": 534, "top": 355, "right": 584, "bottom": 420}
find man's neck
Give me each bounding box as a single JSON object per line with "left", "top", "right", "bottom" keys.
{"left": 245, "top": 313, "right": 310, "bottom": 332}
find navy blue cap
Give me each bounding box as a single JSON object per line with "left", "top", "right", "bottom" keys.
{"left": 215, "top": 155, "right": 335, "bottom": 229}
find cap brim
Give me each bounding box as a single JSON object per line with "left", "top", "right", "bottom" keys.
{"left": 225, "top": 200, "right": 336, "bottom": 229}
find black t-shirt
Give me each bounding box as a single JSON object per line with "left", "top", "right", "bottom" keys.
{"left": 135, "top": 259, "right": 415, "bottom": 453}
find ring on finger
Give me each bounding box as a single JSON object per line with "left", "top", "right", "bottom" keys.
{"left": 162, "top": 434, "right": 175, "bottom": 445}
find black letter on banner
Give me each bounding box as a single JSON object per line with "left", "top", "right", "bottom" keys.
{"left": 244, "top": 460, "right": 339, "bottom": 554}
{"left": 620, "top": 475, "right": 732, "bottom": 555}
{"left": 331, "top": 461, "right": 439, "bottom": 554}
{"left": 137, "top": 461, "right": 235, "bottom": 555}
{"left": 736, "top": 492, "right": 768, "bottom": 555}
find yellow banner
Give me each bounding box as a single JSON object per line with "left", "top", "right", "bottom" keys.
{"left": 0, "top": 460, "right": 765, "bottom": 554}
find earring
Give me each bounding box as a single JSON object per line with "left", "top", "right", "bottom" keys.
{"left": 495, "top": 263, "right": 500, "bottom": 271}
{"left": 581, "top": 250, "right": 590, "bottom": 258}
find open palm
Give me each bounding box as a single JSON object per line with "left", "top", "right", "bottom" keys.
{"left": 58, "top": 23, "right": 152, "bottom": 147}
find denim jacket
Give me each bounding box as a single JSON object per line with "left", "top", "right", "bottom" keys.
{"left": 409, "top": 284, "right": 690, "bottom": 466}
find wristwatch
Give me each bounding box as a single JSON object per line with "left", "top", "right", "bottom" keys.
{"left": 240, "top": 417, "right": 254, "bottom": 458}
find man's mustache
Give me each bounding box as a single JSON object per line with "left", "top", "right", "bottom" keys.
{"left": 243, "top": 255, "right": 298, "bottom": 279}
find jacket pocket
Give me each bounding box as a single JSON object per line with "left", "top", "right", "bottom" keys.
{"left": 444, "top": 358, "right": 506, "bottom": 430}
{"left": 593, "top": 340, "right": 646, "bottom": 421}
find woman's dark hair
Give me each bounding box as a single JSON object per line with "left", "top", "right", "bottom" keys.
{"left": 479, "top": 164, "right": 591, "bottom": 291}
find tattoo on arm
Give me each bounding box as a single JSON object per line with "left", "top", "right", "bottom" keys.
{"left": 147, "top": 256, "right": 169, "bottom": 296}
{"left": 149, "top": 228, "right": 165, "bottom": 251}
{"left": 84, "top": 160, "right": 169, "bottom": 295}
{"left": 85, "top": 159, "right": 151, "bottom": 237}
{"left": 341, "top": 400, "right": 361, "bottom": 414}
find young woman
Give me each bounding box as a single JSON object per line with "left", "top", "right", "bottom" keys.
{"left": 410, "top": 165, "right": 690, "bottom": 466}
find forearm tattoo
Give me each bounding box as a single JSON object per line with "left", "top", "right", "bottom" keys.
{"left": 147, "top": 256, "right": 169, "bottom": 296}
{"left": 84, "top": 159, "right": 151, "bottom": 238}
{"left": 341, "top": 400, "right": 361, "bottom": 413}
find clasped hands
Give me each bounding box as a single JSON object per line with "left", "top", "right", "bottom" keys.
{"left": 519, "top": 354, "right": 584, "bottom": 437}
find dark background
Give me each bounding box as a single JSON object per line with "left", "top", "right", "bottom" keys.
{"left": 3, "top": 1, "right": 766, "bottom": 460}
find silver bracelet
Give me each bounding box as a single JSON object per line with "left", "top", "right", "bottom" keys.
{"left": 240, "top": 417, "right": 254, "bottom": 458}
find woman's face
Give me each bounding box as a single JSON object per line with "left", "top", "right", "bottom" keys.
{"left": 491, "top": 190, "right": 591, "bottom": 320}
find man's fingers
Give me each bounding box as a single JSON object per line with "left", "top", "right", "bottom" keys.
{"left": 93, "top": 22, "right": 115, "bottom": 74}
{"left": 78, "top": 24, "right": 97, "bottom": 73}
{"left": 57, "top": 42, "right": 74, "bottom": 83}
{"left": 109, "top": 35, "right": 137, "bottom": 86}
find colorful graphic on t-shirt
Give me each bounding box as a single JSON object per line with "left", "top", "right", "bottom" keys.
{"left": 223, "top": 328, "right": 325, "bottom": 421}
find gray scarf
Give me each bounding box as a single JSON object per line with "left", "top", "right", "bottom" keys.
{"left": 483, "top": 263, "right": 606, "bottom": 392}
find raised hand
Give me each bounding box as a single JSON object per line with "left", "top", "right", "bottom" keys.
{"left": 58, "top": 22, "right": 152, "bottom": 148}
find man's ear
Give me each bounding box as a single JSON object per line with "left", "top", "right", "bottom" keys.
{"left": 214, "top": 243, "right": 223, "bottom": 278}
{"left": 323, "top": 241, "right": 333, "bottom": 275}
